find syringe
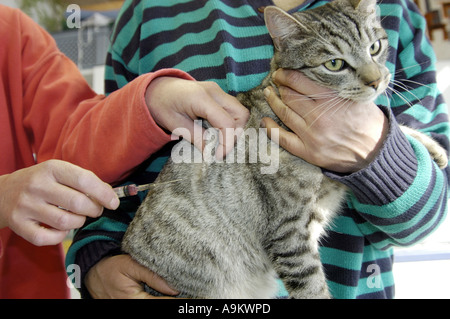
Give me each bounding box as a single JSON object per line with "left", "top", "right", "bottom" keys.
{"left": 113, "top": 179, "right": 183, "bottom": 198}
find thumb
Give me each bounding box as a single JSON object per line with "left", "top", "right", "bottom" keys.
{"left": 261, "top": 117, "right": 282, "bottom": 146}
{"left": 129, "top": 259, "right": 179, "bottom": 296}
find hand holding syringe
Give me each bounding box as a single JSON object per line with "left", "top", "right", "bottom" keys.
{"left": 113, "top": 179, "right": 182, "bottom": 198}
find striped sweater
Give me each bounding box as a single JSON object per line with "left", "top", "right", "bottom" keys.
{"left": 66, "top": 0, "right": 450, "bottom": 299}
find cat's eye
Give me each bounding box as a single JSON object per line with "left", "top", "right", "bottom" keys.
{"left": 370, "top": 40, "right": 382, "bottom": 56}
{"left": 324, "top": 59, "right": 346, "bottom": 72}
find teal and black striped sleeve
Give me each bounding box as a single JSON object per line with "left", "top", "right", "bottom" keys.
{"left": 66, "top": 0, "right": 449, "bottom": 299}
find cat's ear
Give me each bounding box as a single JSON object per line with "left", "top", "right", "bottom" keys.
{"left": 349, "top": 0, "right": 377, "bottom": 14}
{"left": 264, "top": 6, "right": 307, "bottom": 51}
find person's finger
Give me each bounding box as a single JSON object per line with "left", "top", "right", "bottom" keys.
{"left": 34, "top": 203, "right": 86, "bottom": 231}
{"left": 39, "top": 183, "right": 104, "bottom": 218}
{"left": 194, "top": 83, "right": 250, "bottom": 158}
{"left": 192, "top": 98, "right": 241, "bottom": 159}
{"left": 6, "top": 189, "right": 82, "bottom": 245}
{"left": 15, "top": 219, "right": 69, "bottom": 246}
{"left": 133, "top": 291, "right": 177, "bottom": 299}
{"left": 264, "top": 86, "right": 308, "bottom": 132}
{"left": 128, "top": 257, "right": 179, "bottom": 296}
{"left": 49, "top": 161, "right": 119, "bottom": 210}
{"left": 261, "top": 117, "right": 306, "bottom": 158}
{"left": 272, "top": 69, "right": 330, "bottom": 96}
{"left": 214, "top": 125, "right": 239, "bottom": 160}
{"left": 169, "top": 113, "right": 206, "bottom": 153}
{"left": 208, "top": 88, "right": 250, "bottom": 129}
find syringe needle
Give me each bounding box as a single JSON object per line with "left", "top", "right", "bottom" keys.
{"left": 136, "top": 179, "right": 183, "bottom": 192}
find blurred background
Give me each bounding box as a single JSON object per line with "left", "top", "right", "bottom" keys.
{"left": 0, "top": 0, "right": 449, "bottom": 299}
{"left": 1, "top": 0, "right": 124, "bottom": 93}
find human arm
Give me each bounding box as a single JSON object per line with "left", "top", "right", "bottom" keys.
{"left": 17, "top": 8, "right": 246, "bottom": 184}
{"left": 15, "top": 7, "right": 177, "bottom": 183}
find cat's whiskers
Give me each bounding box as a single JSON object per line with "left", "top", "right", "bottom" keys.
{"left": 281, "top": 90, "right": 337, "bottom": 101}
{"left": 394, "top": 61, "right": 433, "bottom": 75}
{"left": 280, "top": 89, "right": 349, "bottom": 123}
{"left": 273, "top": 89, "right": 348, "bottom": 129}
{"left": 385, "top": 85, "right": 414, "bottom": 108}
{"left": 305, "top": 96, "right": 350, "bottom": 130}
{"left": 378, "top": 14, "right": 389, "bottom": 25}
{"left": 398, "top": 78, "right": 433, "bottom": 90}
{"left": 383, "top": 90, "right": 393, "bottom": 108}
{"left": 366, "top": 25, "right": 380, "bottom": 40}
{"left": 300, "top": 96, "right": 338, "bottom": 120}
{"left": 388, "top": 78, "right": 425, "bottom": 107}
{"left": 385, "top": 60, "right": 438, "bottom": 108}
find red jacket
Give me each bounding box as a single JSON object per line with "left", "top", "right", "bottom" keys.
{"left": 0, "top": 5, "right": 191, "bottom": 298}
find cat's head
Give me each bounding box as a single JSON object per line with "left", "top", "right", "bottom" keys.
{"left": 265, "top": 0, "right": 391, "bottom": 102}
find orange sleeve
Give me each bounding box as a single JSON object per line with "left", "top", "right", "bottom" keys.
{"left": 16, "top": 9, "right": 193, "bottom": 183}
{"left": 54, "top": 69, "right": 194, "bottom": 184}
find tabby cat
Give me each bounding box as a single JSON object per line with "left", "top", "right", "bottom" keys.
{"left": 122, "top": 0, "right": 447, "bottom": 298}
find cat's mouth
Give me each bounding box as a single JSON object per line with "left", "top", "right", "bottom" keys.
{"left": 342, "top": 73, "right": 391, "bottom": 102}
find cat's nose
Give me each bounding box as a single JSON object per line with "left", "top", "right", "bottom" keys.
{"left": 360, "top": 64, "right": 382, "bottom": 91}
{"left": 365, "top": 78, "right": 381, "bottom": 90}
